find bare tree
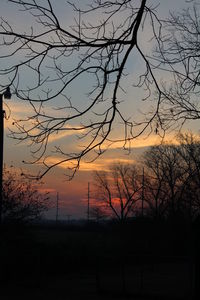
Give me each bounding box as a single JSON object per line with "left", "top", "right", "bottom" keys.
{"left": 140, "top": 167, "right": 167, "bottom": 219}
{"left": 2, "top": 167, "right": 49, "bottom": 223}
{"left": 143, "top": 143, "right": 187, "bottom": 218}
{"left": 0, "top": 0, "right": 167, "bottom": 179}
{"left": 143, "top": 135, "right": 200, "bottom": 220}
{"left": 94, "top": 163, "right": 140, "bottom": 222}
{"left": 176, "top": 133, "right": 200, "bottom": 219}
{"left": 154, "top": 1, "right": 200, "bottom": 130}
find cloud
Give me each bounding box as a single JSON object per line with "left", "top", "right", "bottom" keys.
{"left": 48, "top": 125, "right": 85, "bottom": 143}
{"left": 99, "top": 132, "right": 181, "bottom": 151}
{"left": 3, "top": 99, "right": 86, "bottom": 143}
{"left": 41, "top": 155, "right": 136, "bottom": 173}
{"left": 42, "top": 156, "right": 105, "bottom": 171}
{"left": 3, "top": 99, "right": 32, "bottom": 129}
{"left": 37, "top": 131, "right": 183, "bottom": 174}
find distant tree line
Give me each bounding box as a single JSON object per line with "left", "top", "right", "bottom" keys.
{"left": 93, "top": 133, "right": 200, "bottom": 223}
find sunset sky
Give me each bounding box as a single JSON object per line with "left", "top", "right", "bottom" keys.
{"left": 2, "top": 0, "right": 200, "bottom": 220}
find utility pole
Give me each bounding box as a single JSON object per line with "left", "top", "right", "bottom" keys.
{"left": 141, "top": 167, "right": 144, "bottom": 217}
{"left": 66, "top": 214, "right": 71, "bottom": 223}
{"left": 87, "top": 182, "right": 90, "bottom": 222}
{"left": 0, "top": 87, "right": 12, "bottom": 225}
{"left": 56, "top": 192, "right": 59, "bottom": 224}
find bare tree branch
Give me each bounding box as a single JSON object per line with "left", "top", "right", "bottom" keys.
{"left": 0, "top": 0, "right": 166, "bottom": 179}
{"left": 153, "top": 2, "right": 200, "bottom": 129}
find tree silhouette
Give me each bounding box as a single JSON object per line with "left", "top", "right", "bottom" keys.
{"left": 176, "top": 133, "right": 200, "bottom": 220}
{"left": 0, "top": 0, "right": 168, "bottom": 179}
{"left": 143, "top": 144, "right": 185, "bottom": 219}
{"left": 154, "top": 1, "right": 200, "bottom": 130}
{"left": 143, "top": 135, "right": 200, "bottom": 220}
{"left": 94, "top": 163, "right": 140, "bottom": 222}
{"left": 2, "top": 167, "right": 49, "bottom": 223}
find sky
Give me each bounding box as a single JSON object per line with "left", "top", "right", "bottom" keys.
{"left": 1, "top": 0, "right": 200, "bottom": 220}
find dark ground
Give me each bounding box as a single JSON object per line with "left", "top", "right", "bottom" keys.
{"left": 0, "top": 219, "right": 199, "bottom": 299}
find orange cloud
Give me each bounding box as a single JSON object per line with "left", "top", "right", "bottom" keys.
{"left": 4, "top": 99, "right": 86, "bottom": 143}
{"left": 100, "top": 133, "right": 178, "bottom": 150}
{"left": 42, "top": 156, "right": 105, "bottom": 171}
{"left": 48, "top": 125, "right": 85, "bottom": 143}
{"left": 42, "top": 155, "right": 136, "bottom": 172}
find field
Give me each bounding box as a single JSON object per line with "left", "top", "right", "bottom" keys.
{"left": 0, "top": 220, "right": 198, "bottom": 299}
